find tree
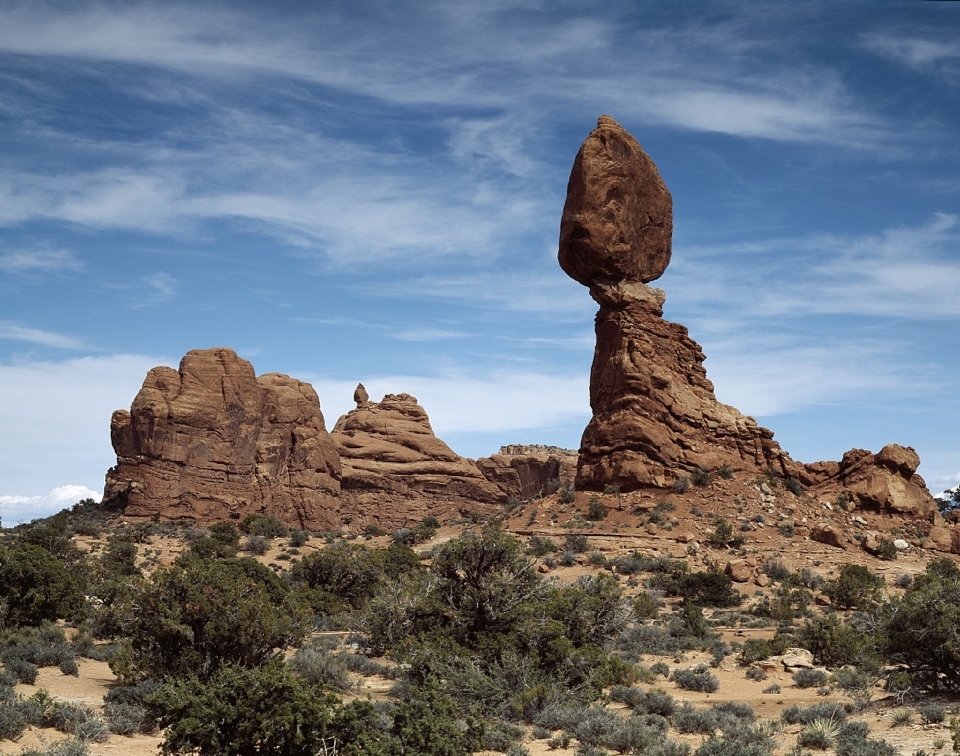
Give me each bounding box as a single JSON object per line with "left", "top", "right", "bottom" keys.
{"left": 0, "top": 543, "right": 85, "bottom": 627}
{"left": 883, "top": 558, "right": 960, "bottom": 690}
{"left": 824, "top": 564, "right": 884, "bottom": 610}
{"left": 429, "top": 524, "right": 547, "bottom": 650}
{"left": 112, "top": 557, "right": 310, "bottom": 682}
{"left": 290, "top": 541, "right": 386, "bottom": 615}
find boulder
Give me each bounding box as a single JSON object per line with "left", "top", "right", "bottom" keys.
{"left": 926, "top": 525, "right": 955, "bottom": 553}
{"left": 332, "top": 393, "right": 502, "bottom": 527}
{"left": 559, "top": 115, "right": 673, "bottom": 286}
{"left": 811, "top": 524, "right": 846, "bottom": 549}
{"left": 804, "top": 445, "right": 938, "bottom": 518}
{"left": 104, "top": 348, "right": 342, "bottom": 530}
{"left": 725, "top": 560, "right": 753, "bottom": 583}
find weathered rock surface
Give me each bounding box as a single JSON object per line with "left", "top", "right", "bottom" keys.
{"left": 559, "top": 115, "right": 673, "bottom": 286}
{"left": 802, "top": 445, "right": 938, "bottom": 519}
{"left": 331, "top": 393, "right": 502, "bottom": 526}
{"left": 560, "top": 116, "right": 795, "bottom": 491}
{"left": 477, "top": 445, "right": 577, "bottom": 500}
{"left": 104, "top": 348, "right": 342, "bottom": 529}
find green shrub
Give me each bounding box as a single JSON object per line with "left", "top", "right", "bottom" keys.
{"left": 0, "top": 544, "right": 85, "bottom": 627}
{"left": 564, "top": 533, "right": 589, "bottom": 553}
{"left": 586, "top": 495, "right": 607, "bottom": 521}
{"left": 6, "top": 658, "right": 38, "bottom": 684}
{"left": 289, "top": 530, "right": 310, "bottom": 547}
{"left": 671, "top": 664, "right": 719, "bottom": 693}
{"left": 784, "top": 478, "right": 804, "bottom": 496}
{"left": 796, "top": 614, "right": 879, "bottom": 669}
{"left": 919, "top": 702, "right": 945, "bottom": 724}
{"left": 559, "top": 487, "right": 576, "bottom": 505}
{"left": 798, "top": 716, "right": 841, "bottom": 749}
{"left": 242, "top": 535, "right": 270, "bottom": 555}
{"left": 59, "top": 657, "right": 79, "bottom": 676}
{"left": 824, "top": 564, "right": 884, "bottom": 610}
{"left": 288, "top": 645, "right": 351, "bottom": 690}
{"left": 745, "top": 667, "right": 767, "bottom": 681}
{"left": 739, "top": 635, "right": 789, "bottom": 665}
{"left": 692, "top": 469, "right": 712, "bottom": 488}
{"left": 104, "top": 701, "right": 147, "bottom": 736}
{"left": 708, "top": 519, "right": 735, "bottom": 548}
{"left": 876, "top": 540, "right": 898, "bottom": 561}
{"left": 528, "top": 536, "right": 558, "bottom": 557}
{"left": 793, "top": 668, "right": 828, "bottom": 688}
{"left": 781, "top": 703, "right": 846, "bottom": 726}
{"left": 673, "top": 476, "right": 690, "bottom": 494}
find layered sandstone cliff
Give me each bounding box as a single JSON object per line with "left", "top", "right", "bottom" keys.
{"left": 331, "top": 391, "right": 501, "bottom": 526}
{"left": 104, "top": 348, "right": 342, "bottom": 529}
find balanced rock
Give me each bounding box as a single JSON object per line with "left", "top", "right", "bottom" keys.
{"left": 560, "top": 116, "right": 795, "bottom": 491}
{"left": 104, "top": 348, "right": 342, "bottom": 529}
{"left": 332, "top": 393, "right": 502, "bottom": 526}
{"left": 477, "top": 445, "right": 577, "bottom": 500}
{"left": 559, "top": 115, "right": 673, "bottom": 286}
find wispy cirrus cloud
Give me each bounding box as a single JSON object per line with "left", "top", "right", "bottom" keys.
{"left": 0, "top": 323, "right": 85, "bottom": 350}
{"left": 0, "top": 245, "right": 83, "bottom": 275}
{"left": 863, "top": 32, "right": 960, "bottom": 75}
{"left": 669, "top": 213, "right": 960, "bottom": 323}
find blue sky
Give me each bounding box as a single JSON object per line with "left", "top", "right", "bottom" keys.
{"left": 2, "top": 0, "right": 959, "bottom": 523}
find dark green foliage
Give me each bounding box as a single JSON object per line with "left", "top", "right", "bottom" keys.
{"left": 289, "top": 529, "right": 310, "bottom": 547}
{"left": 559, "top": 486, "right": 576, "bottom": 505}
{"left": 586, "top": 495, "right": 607, "bottom": 521}
{"left": 823, "top": 564, "right": 884, "bottom": 610}
{"left": 633, "top": 592, "right": 660, "bottom": 619}
{"left": 875, "top": 540, "right": 898, "bottom": 561}
{"left": 692, "top": 468, "right": 712, "bottom": 487}
{"left": 145, "top": 661, "right": 337, "bottom": 756}
{"left": 784, "top": 478, "right": 804, "bottom": 496}
{"left": 111, "top": 557, "right": 309, "bottom": 682}
{"left": 289, "top": 541, "right": 386, "bottom": 615}
{"left": 564, "top": 533, "right": 589, "bottom": 553}
{"left": 59, "top": 657, "right": 79, "bottom": 676}
{"left": 101, "top": 538, "right": 139, "bottom": 577}
{"left": 288, "top": 643, "right": 351, "bottom": 690}
{"left": 673, "top": 476, "right": 690, "bottom": 494}
{"left": 238, "top": 515, "right": 289, "bottom": 539}
{"left": 708, "top": 519, "right": 735, "bottom": 548}
{"left": 0, "top": 543, "right": 85, "bottom": 627}
{"left": 528, "top": 536, "right": 558, "bottom": 557}
{"left": 739, "top": 635, "right": 789, "bottom": 665}
{"left": 671, "top": 567, "right": 743, "bottom": 608}
{"left": 795, "top": 614, "right": 879, "bottom": 669}
{"left": 389, "top": 681, "right": 483, "bottom": 756}
{"left": 717, "top": 465, "right": 733, "bottom": 480}
{"left": 883, "top": 557, "right": 960, "bottom": 689}
{"left": 5, "top": 657, "right": 38, "bottom": 685}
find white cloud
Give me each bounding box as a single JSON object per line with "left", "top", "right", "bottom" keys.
{"left": 0, "top": 323, "right": 85, "bottom": 350}
{"left": 702, "top": 340, "right": 928, "bottom": 418}
{"left": 308, "top": 369, "right": 590, "bottom": 441}
{"left": 863, "top": 33, "right": 960, "bottom": 72}
{"left": 670, "top": 214, "right": 960, "bottom": 322}
{"left": 0, "top": 485, "right": 100, "bottom": 525}
{"left": 0, "top": 353, "right": 167, "bottom": 502}
{"left": 0, "top": 245, "right": 83, "bottom": 275}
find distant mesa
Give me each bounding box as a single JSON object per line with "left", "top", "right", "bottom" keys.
{"left": 101, "top": 115, "right": 939, "bottom": 531}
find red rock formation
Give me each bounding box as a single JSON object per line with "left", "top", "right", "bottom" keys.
{"left": 560, "top": 116, "right": 795, "bottom": 491}
{"left": 803, "top": 444, "right": 938, "bottom": 518}
{"left": 331, "top": 392, "right": 502, "bottom": 527}
{"left": 477, "top": 445, "right": 577, "bottom": 500}
{"left": 104, "top": 348, "right": 342, "bottom": 529}
{"left": 559, "top": 116, "right": 940, "bottom": 519}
